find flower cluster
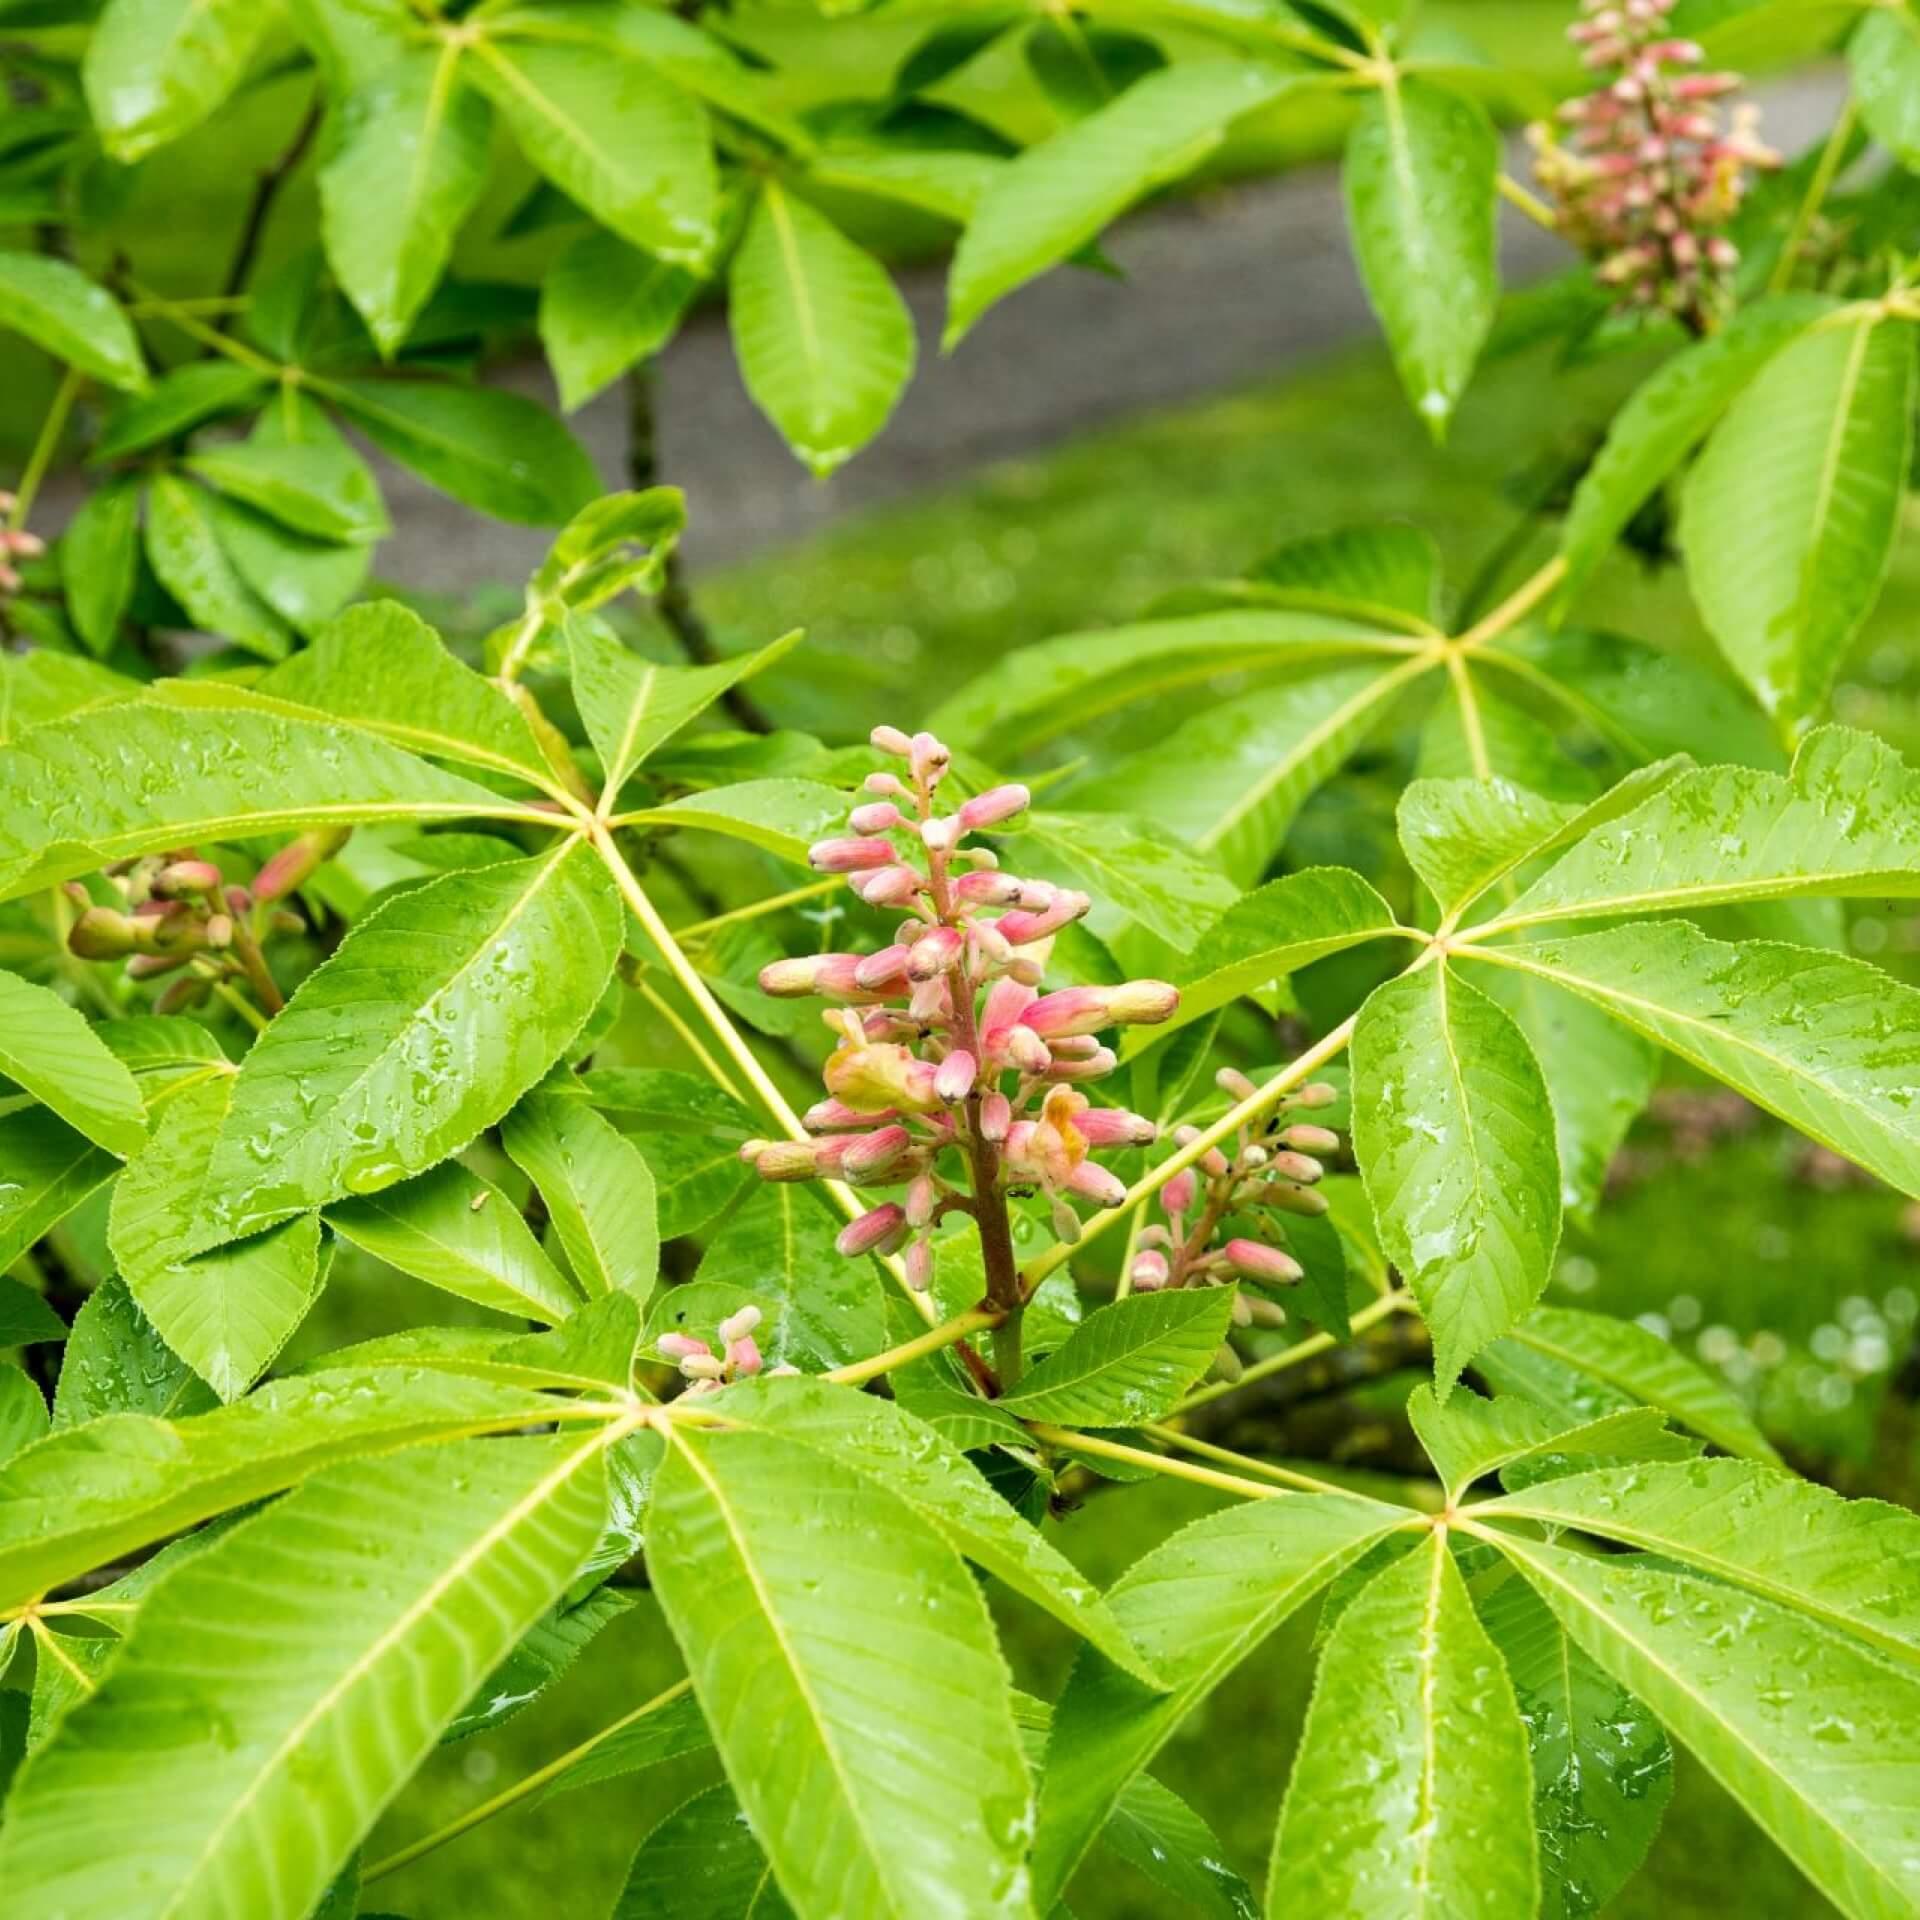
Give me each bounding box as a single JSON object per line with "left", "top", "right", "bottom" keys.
{"left": 657, "top": 1304, "right": 790, "bottom": 1396}
{"left": 742, "top": 726, "right": 1178, "bottom": 1290}
{"left": 64, "top": 827, "right": 350, "bottom": 1014}
{"left": 1530, "top": 0, "right": 1778, "bottom": 328}
{"left": 0, "top": 494, "right": 43, "bottom": 595}
{"left": 1130, "top": 1068, "right": 1343, "bottom": 1373}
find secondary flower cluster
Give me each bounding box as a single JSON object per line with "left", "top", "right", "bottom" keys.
{"left": 743, "top": 725, "right": 1178, "bottom": 1287}
{"left": 1131, "top": 1067, "right": 1342, "bottom": 1371}
{"left": 64, "top": 827, "right": 350, "bottom": 1014}
{"left": 658, "top": 1304, "right": 794, "bottom": 1396}
{"left": 1530, "top": 0, "right": 1778, "bottom": 328}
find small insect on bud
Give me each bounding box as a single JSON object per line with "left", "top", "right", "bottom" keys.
{"left": 1162, "top": 1169, "right": 1197, "bottom": 1217}
{"left": 837, "top": 1203, "right": 909, "bottom": 1258}
{"left": 849, "top": 801, "right": 907, "bottom": 834}
{"left": 956, "top": 784, "right": 1030, "bottom": 831}
{"left": 935, "top": 1050, "right": 978, "bottom": 1102}
{"left": 870, "top": 724, "right": 915, "bottom": 757}
{"left": 657, "top": 1333, "right": 710, "bottom": 1362}
{"left": 1225, "top": 1239, "right": 1304, "bottom": 1285}
{"left": 1279, "top": 1124, "right": 1341, "bottom": 1156}
{"left": 1130, "top": 1250, "right": 1171, "bottom": 1292}
{"left": 808, "top": 837, "right": 897, "bottom": 874}
{"left": 151, "top": 859, "right": 223, "bottom": 899}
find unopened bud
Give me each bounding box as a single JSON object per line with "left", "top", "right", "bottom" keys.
{"left": 1261, "top": 1181, "right": 1329, "bottom": 1217}
{"left": 1003, "top": 1025, "right": 1052, "bottom": 1075}
{"left": 979, "top": 1091, "right": 1011, "bottom": 1142}
{"left": 657, "top": 1333, "right": 711, "bottom": 1361}
{"left": 252, "top": 828, "right": 351, "bottom": 904}
{"left": 808, "top": 837, "right": 896, "bottom": 873}
{"left": 202, "top": 914, "right": 234, "bottom": 950}
{"left": 854, "top": 944, "right": 912, "bottom": 991}
{"left": 1279, "top": 1124, "right": 1340, "bottom": 1156}
{"left": 680, "top": 1353, "right": 727, "bottom": 1381}
{"left": 1225, "top": 1239, "right": 1303, "bottom": 1285}
{"left": 1292, "top": 1083, "right": 1339, "bottom": 1110}
{"left": 1049, "top": 1196, "right": 1082, "bottom": 1245}
{"left": 1162, "top": 1169, "right": 1196, "bottom": 1217}
{"left": 904, "top": 1236, "right": 934, "bottom": 1292}
{"left": 1042, "top": 1045, "right": 1117, "bottom": 1083}
{"left": 996, "top": 890, "right": 1090, "bottom": 944}
{"left": 909, "top": 731, "right": 950, "bottom": 785}
{"left": 1073, "top": 1107, "right": 1156, "bottom": 1147}
{"left": 1065, "top": 1162, "right": 1127, "bottom": 1208}
{"left": 152, "top": 859, "right": 223, "bottom": 899}
{"left": 1268, "top": 1151, "right": 1324, "bottom": 1185}
{"left": 849, "top": 801, "right": 908, "bottom": 834}
{"left": 954, "top": 869, "right": 1027, "bottom": 907}
{"left": 956, "top": 784, "right": 1030, "bottom": 831}
{"left": 935, "top": 1050, "right": 977, "bottom": 1102}
{"left": 908, "top": 926, "right": 963, "bottom": 979}
{"left": 1216, "top": 1067, "right": 1259, "bottom": 1102}
{"left": 920, "top": 816, "right": 961, "bottom": 854}
{"left": 1130, "top": 1250, "right": 1170, "bottom": 1292}
{"left": 1212, "top": 1341, "right": 1244, "bottom": 1383}
{"left": 905, "top": 1173, "right": 938, "bottom": 1228}
{"left": 842, "top": 1125, "right": 914, "bottom": 1180}
{"left": 746, "top": 1139, "right": 824, "bottom": 1182}
{"left": 68, "top": 906, "right": 143, "bottom": 959}
{"left": 850, "top": 865, "right": 924, "bottom": 907}
{"left": 718, "top": 1304, "right": 763, "bottom": 1345}
{"left": 805, "top": 1097, "right": 894, "bottom": 1132}
{"left": 836, "top": 1203, "right": 908, "bottom": 1257}
{"left": 725, "top": 1335, "right": 763, "bottom": 1376}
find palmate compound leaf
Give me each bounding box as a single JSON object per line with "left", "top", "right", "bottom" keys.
{"left": 0, "top": 1429, "right": 613, "bottom": 1920}
{"left": 1268, "top": 1530, "right": 1538, "bottom": 1916}
{"left": 0, "top": 969, "right": 145, "bottom": 1157}
{"left": 0, "top": 1364, "right": 566, "bottom": 1610}
{"left": 110, "top": 1074, "right": 324, "bottom": 1401}
{"left": 567, "top": 619, "right": 804, "bottom": 797}
{"left": 1483, "top": 726, "right": 1920, "bottom": 932}
{"left": 501, "top": 1089, "right": 659, "bottom": 1304}
{"left": 1475, "top": 1572, "right": 1673, "bottom": 1920}
{"left": 998, "top": 1287, "right": 1236, "bottom": 1426}
{"left": 926, "top": 610, "right": 1414, "bottom": 757}
{"left": 1478, "top": 1458, "right": 1920, "bottom": 1672}
{"left": 1031, "top": 1492, "right": 1406, "bottom": 1907}
{"left": 1483, "top": 1532, "right": 1920, "bottom": 1920}
{"left": 646, "top": 1420, "right": 1036, "bottom": 1919}
{"left": 188, "top": 837, "right": 622, "bottom": 1249}
{"left": 1680, "top": 307, "right": 1916, "bottom": 730}
{"left": 710, "top": 1373, "right": 1160, "bottom": 1683}
{"left": 1455, "top": 921, "right": 1920, "bottom": 1197}
{"left": 617, "top": 777, "right": 852, "bottom": 868}
{"left": 0, "top": 701, "right": 528, "bottom": 902}
{"left": 613, "top": 1782, "right": 797, "bottom": 1919}
{"left": 82, "top": 0, "right": 270, "bottom": 160}
{"left": 1349, "top": 961, "right": 1561, "bottom": 1395}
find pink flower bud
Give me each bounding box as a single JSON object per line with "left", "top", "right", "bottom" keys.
{"left": 935, "top": 1050, "right": 977, "bottom": 1102}
{"left": 1074, "top": 1106, "right": 1156, "bottom": 1146}
{"left": 995, "top": 890, "right": 1090, "bottom": 944}
{"left": 680, "top": 1353, "right": 727, "bottom": 1381}
{"left": 1108, "top": 980, "right": 1179, "bottom": 1026}
{"left": 849, "top": 801, "right": 907, "bottom": 834}
{"left": 850, "top": 865, "right": 924, "bottom": 907}
{"left": 1065, "top": 1162, "right": 1127, "bottom": 1207}
{"left": 871, "top": 724, "right": 914, "bottom": 757}
{"left": 1279, "top": 1124, "right": 1340, "bottom": 1156}
{"left": 808, "top": 837, "right": 896, "bottom": 873}
{"left": 1020, "top": 987, "right": 1111, "bottom": 1041}
{"left": 657, "top": 1333, "right": 711, "bottom": 1361}
{"left": 725, "top": 1336, "right": 763, "bottom": 1376}
{"left": 1225, "top": 1239, "right": 1304, "bottom": 1285}
{"left": 909, "top": 732, "right": 950, "bottom": 785}
{"left": 842, "top": 1125, "right": 914, "bottom": 1180}
{"left": 126, "top": 952, "right": 190, "bottom": 979}
{"left": 979, "top": 1092, "right": 1011, "bottom": 1142}
{"left": 1042, "top": 1046, "right": 1116, "bottom": 1082}
{"left": 837, "top": 1203, "right": 908, "bottom": 1257}
{"left": 68, "top": 905, "right": 142, "bottom": 959}
{"left": 252, "top": 827, "right": 352, "bottom": 904}
{"left": 908, "top": 926, "right": 963, "bottom": 979}
{"left": 1268, "top": 1151, "right": 1324, "bottom": 1185}
{"left": 905, "top": 1173, "right": 938, "bottom": 1228}
{"left": 854, "top": 945, "right": 912, "bottom": 991}
{"left": 152, "top": 859, "right": 223, "bottom": 899}
{"left": 907, "top": 977, "right": 951, "bottom": 1023}
{"left": 954, "top": 870, "right": 1027, "bottom": 907}
{"left": 745, "top": 1138, "right": 825, "bottom": 1181}
{"left": 1162, "top": 1169, "right": 1196, "bottom": 1218}
{"left": 956, "top": 784, "right": 1030, "bottom": 831}
{"left": 1003, "top": 1025, "right": 1052, "bottom": 1075}
{"left": 864, "top": 771, "right": 910, "bottom": 798}
{"left": 920, "top": 816, "right": 961, "bottom": 854}
{"left": 1130, "top": 1250, "right": 1170, "bottom": 1292}
{"left": 905, "top": 1237, "right": 934, "bottom": 1291}
{"left": 805, "top": 1097, "right": 894, "bottom": 1132}
{"left": 1293, "top": 1082, "right": 1339, "bottom": 1110}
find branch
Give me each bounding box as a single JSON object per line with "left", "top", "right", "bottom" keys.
{"left": 217, "top": 99, "right": 322, "bottom": 321}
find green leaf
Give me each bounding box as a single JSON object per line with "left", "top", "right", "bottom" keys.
{"left": 1482, "top": 1458, "right": 1920, "bottom": 1669}
{"left": 0, "top": 1430, "right": 611, "bottom": 1919}
{"left": 0, "top": 251, "right": 146, "bottom": 389}
{"left": 619, "top": 777, "right": 852, "bottom": 867}
{"left": 1407, "top": 1382, "right": 1689, "bottom": 1502}
{"left": 1020, "top": 810, "right": 1239, "bottom": 954}
{"left": 1397, "top": 777, "right": 1583, "bottom": 919}
{"left": 1459, "top": 922, "right": 1920, "bottom": 1199}
{"left": 1067, "top": 660, "right": 1424, "bottom": 887}
{"left": 0, "top": 703, "right": 512, "bottom": 902}
{"left": 1484, "top": 1304, "right": 1780, "bottom": 1465}
{"left": 259, "top": 600, "right": 552, "bottom": 785}
{"left": 1001, "top": 1288, "right": 1236, "bottom": 1426}
{"left": 1350, "top": 963, "right": 1560, "bottom": 1394}
{"left": 0, "top": 1277, "right": 65, "bottom": 1347}
{"left": 473, "top": 13, "right": 716, "bottom": 264}
{"left": 186, "top": 438, "right": 390, "bottom": 546}
{"left": 947, "top": 60, "right": 1297, "bottom": 343}
{"left": 1682, "top": 309, "right": 1916, "bottom": 729}
{"left": 1270, "top": 1532, "right": 1537, "bottom": 1915}
{"left": 714, "top": 1373, "right": 1159, "bottom": 1682}
{"left": 1475, "top": 1573, "right": 1672, "bottom": 1920}
{"left": 110, "top": 1076, "right": 324, "bottom": 1400}
{"left": 1025, "top": 20, "right": 1166, "bottom": 120}
{"left": 283, "top": 0, "right": 414, "bottom": 93}
{"left": 730, "top": 182, "right": 915, "bottom": 477}
{"left": 93, "top": 361, "right": 269, "bottom": 460}
{"left": 1492, "top": 1533, "right": 1920, "bottom": 1920}
{"left": 1101, "top": 1772, "right": 1258, "bottom": 1920}
{"left": 647, "top": 1421, "right": 1034, "bottom": 1919}
{"left": 538, "top": 1681, "right": 712, "bottom": 1802}
{"left": 927, "top": 609, "right": 1410, "bottom": 756}
{"left": 1558, "top": 292, "right": 1833, "bottom": 602}
{"left": 52, "top": 1276, "right": 214, "bottom": 1427}
{"left": 60, "top": 474, "right": 143, "bottom": 655}
{"left": 320, "top": 45, "right": 493, "bottom": 356}
{"left": 569, "top": 621, "right": 803, "bottom": 797}
{"left": 0, "top": 1365, "right": 561, "bottom": 1607}
{"left": 82, "top": 0, "right": 269, "bottom": 159}
{"left": 540, "top": 228, "right": 698, "bottom": 412}
{"left": 445, "top": 1582, "right": 633, "bottom": 1743}
{"left": 192, "top": 840, "right": 621, "bottom": 1245}
{"left": 1343, "top": 75, "right": 1498, "bottom": 434}
{"left": 327, "top": 1159, "right": 580, "bottom": 1322}
{"left": 96, "top": 1015, "right": 231, "bottom": 1077}
{"left": 0, "top": 971, "right": 145, "bottom": 1156}
{"left": 1488, "top": 727, "right": 1920, "bottom": 931}
{"left": 502, "top": 1090, "right": 659, "bottom": 1304}
{"left": 613, "top": 1782, "right": 794, "bottom": 1918}
{"left": 328, "top": 378, "right": 601, "bottom": 526}
{"left": 1249, "top": 523, "right": 1444, "bottom": 630}
{"left": 143, "top": 473, "right": 293, "bottom": 660}
{"left": 204, "top": 495, "right": 369, "bottom": 640}
{"left": 1146, "top": 868, "right": 1402, "bottom": 1048}
{"left": 0, "top": 1372, "right": 49, "bottom": 1468}
{"left": 1032, "top": 1492, "right": 1403, "bottom": 1907}
{"left": 1852, "top": 6, "right": 1920, "bottom": 170}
